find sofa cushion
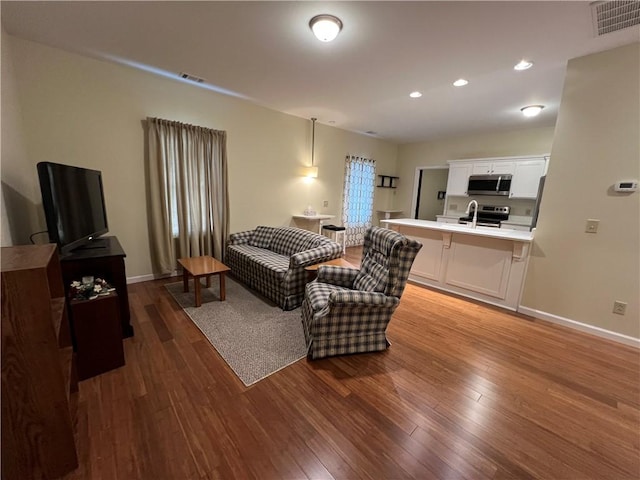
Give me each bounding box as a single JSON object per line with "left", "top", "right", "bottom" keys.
{"left": 353, "top": 250, "right": 388, "bottom": 293}
{"left": 270, "top": 227, "right": 322, "bottom": 257}
{"left": 249, "top": 226, "right": 275, "bottom": 249}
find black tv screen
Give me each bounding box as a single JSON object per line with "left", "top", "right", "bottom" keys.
{"left": 37, "top": 162, "right": 109, "bottom": 255}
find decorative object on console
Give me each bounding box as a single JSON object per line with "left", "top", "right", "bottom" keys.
{"left": 69, "top": 277, "right": 115, "bottom": 300}
{"left": 303, "top": 205, "right": 317, "bottom": 216}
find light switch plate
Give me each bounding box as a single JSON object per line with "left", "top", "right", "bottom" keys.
{"left": 585, "top": 219, "right": 600, "bottom": 233}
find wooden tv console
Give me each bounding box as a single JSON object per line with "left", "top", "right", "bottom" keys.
{"left": 60, "top": 236, "right": 133, "bottom": 338}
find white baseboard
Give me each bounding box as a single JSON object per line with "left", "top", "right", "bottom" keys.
{"left": 518, "top": 305, "right": 640, "bottom": 348}
{"left": 127, "top": 270, "right": 178, "bottom": 284}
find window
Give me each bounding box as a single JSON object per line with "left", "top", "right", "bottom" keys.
{"left": 342, "top": 155, "right": 376, "bottom": 246}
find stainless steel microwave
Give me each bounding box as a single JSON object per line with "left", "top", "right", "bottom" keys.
{"left": 467, "top": 174, "right": 512, "bottom": 196}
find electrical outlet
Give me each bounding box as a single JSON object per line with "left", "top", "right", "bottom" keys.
{"left": 323, "top": 200, "right": 328, "bottom": 207}
{"left": 613, "top": 301, "right": 627, "bottom": 315}
{"left": 585, "top": 219, "right": 600, "bottom": 233}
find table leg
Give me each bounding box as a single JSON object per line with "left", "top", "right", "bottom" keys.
{"left": 205, "top": 275, "right": 211, "bottom": 288}
{"left": 219, "top": 273, "right": 226, "bottom": 301}
{"left": 182, "top": 268, "right": 189, "bottom": 293}
{"left": 194, "top": 277, "right": 202, "bottom": 307}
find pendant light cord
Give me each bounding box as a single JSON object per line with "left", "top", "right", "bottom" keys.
{"left": 311, "top": 117, "right": 317, "bottom": 167}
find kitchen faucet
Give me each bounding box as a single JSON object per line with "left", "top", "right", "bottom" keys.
{"left": 465, "top": 200, "right": 479, "bottom": 229}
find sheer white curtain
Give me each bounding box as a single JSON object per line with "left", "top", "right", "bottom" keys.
{"left": 342, "top": 155, "right": 376, "bottom": 247}
{"left": 146, "top": 117, "right": 229, "bottom": 275}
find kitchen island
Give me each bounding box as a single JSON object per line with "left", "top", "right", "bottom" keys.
{"left": 381, "top": 219, "right": 534, "bottom": 311}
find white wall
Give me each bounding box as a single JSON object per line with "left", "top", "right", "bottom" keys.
{"left": 521, "top": 43, "right": 640, "bottom": 339}
{"left": 1, "top": 34, "right": 397, "bottom": 277}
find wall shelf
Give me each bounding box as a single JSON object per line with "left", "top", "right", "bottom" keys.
{"left": 378, "top": 175, "right": 399, "bottom": 188}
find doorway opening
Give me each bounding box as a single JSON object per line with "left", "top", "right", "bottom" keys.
{"left": 411, "top": 166, "right": 449, "bottom": 221}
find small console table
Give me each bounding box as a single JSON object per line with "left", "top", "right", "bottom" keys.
{"left": 60, "top": 236, "right": 133, "bottom": 338}
{"left": 292, "top": 214, "right": 335, "bottom": 234}
{"left": 71, "top": 292, "right": 124, "bottom": 380}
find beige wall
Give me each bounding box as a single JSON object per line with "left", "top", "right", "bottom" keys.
{"left": 521, "top": 43, "right": 640, "bottom": 339}
{"left": 1, "top": 34, "right": 397, "bottom": 278}
{"left": 394, "top": 126, "right": 555, "bottom": 216}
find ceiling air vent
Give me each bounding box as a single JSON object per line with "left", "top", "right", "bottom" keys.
{"left": 179, "top": 72, "right": 206, "bottom": 83}
{"left": 591, "top": 1, "right": 640, "bottom": 36}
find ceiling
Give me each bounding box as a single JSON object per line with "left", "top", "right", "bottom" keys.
{"left": 2, "top": 1, "right": 638, "bottom": 144}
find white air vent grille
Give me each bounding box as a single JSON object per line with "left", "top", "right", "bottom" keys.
{"left": 179, "top": 72, "right": 205, "bottom": 83}
{"left": 591, "top": 1, "right": 640, "bottom": 35}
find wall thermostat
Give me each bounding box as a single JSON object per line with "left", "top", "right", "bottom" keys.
{"left": 614, "top": 180, "right": 638, "bottom": 192}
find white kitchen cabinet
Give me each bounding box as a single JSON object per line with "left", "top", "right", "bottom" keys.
{"left": 509, "top": 159, "right": 547, "bottom": 199}
{"left": 472, "top": 161, "right": 515, "bottom": 175}
{"left": 446, "top": 162, "right": 472, "bottom": 196}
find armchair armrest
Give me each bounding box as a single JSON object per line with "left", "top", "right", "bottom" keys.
{"left": 228, "top": 229, "right": 254, "bottom": 246}
{"left": 317, "top": 266, "right": 359, "bottom": 288}
{"left": 328, "top": 290, "right": 399, "bottom": 308}
{"left": 290, "top": 242, "right": 342, "bottom": 268}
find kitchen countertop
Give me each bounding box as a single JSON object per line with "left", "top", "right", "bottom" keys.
{"left": 381, "top": 218, "right": 534, "bottom": 242}
{"left": 502, "top": 215, "right": 532, "bottom": 226}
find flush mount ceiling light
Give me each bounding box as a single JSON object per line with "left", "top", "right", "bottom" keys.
{"left": 521, "top": 105, "right": 545, "bottom": 117}
{"left": 309, "top": 14, "right": 343, "bottom": 42}
{"left": 409, "top": 91, "right": 422, "bottom": 98}
{"left": 514, "top": 60, "right": 534, "bottom": 71}
{"left": 453, "top": 78, "right": 469, "bottom": 87}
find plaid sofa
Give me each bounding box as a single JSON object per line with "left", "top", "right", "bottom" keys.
{"left": 226, "top": 226, "right": 343, "bottom": 310}
{"left": 301, "top": 226, "right": 422, "bottom": 359}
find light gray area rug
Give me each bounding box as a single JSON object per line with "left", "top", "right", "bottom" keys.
{"left": 165, "top": 277, "right": 307, "bottom": 386}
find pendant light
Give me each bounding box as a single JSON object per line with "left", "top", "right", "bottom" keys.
{"left": 304, "top": 117, "right": 319, "bottom": 178}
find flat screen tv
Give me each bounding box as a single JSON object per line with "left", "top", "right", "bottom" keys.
{"left": 37, "top": 161, "right": 109, "bottom": 255}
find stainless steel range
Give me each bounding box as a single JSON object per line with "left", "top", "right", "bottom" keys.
{"left": 458, "top": 205, "right": 510, "bottom": 228}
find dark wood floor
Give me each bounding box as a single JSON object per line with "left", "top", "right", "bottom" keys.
{"left": 63, "top": 247, "right": 640, "bottom": 479}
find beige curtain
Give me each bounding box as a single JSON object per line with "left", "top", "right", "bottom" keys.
{"left": 146, "top": 117, "right": 229, "bottom": 275}
{"left": 342, "top": 155, "right": 376, "bottom": 247}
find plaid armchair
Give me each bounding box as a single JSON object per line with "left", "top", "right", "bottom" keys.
{"left": 301, "top": 226, "right": 422, "bottom": 360}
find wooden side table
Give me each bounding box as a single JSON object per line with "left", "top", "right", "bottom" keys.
{"left": 177, "top": 256, "right": 231, "bottom": 307}
{"left": 304, "top": 257, "right": 356, "bottom": 272}
{"left": 70, "top": 292, "right": 125, "bottom": 380}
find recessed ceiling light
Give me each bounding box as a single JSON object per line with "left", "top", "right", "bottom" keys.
{"left": 409, "top": 91, "right": 422, "bottom": 98}
{"left": 453, "top": 79, "right": 469, "bottom": 87}
{"left": 514, "top": 60, "right": 534, "bottom": 71}
{"left": 521, "top": 105, "right": 545, "bottom": 117}
{"left": 309, "top": 14, "right": 343, "bottom": 42}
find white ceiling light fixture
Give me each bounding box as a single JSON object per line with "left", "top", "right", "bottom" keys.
{"left": 514, "top": 60, "right": 534, "bottom": 71}
{"left": 453, "top": 78, "right": 469, "bottom": 87}
{"left": 521, "top": 105, "right": 545, "bottom": 117}
{"left": 409, "top": 91, "right": 422, "bottom": 98}
{"left": 309, "top": 14, "right": 343, "bottom": 42}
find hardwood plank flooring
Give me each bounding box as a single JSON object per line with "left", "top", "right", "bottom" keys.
{"left": 63, "top": 247, "right": 639, "bottom": 479}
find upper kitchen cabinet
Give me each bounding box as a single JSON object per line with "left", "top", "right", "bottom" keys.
{"left": 471, "top": 160, "right": 515, "bottom": 175}
{"left": 509, "top": 158, "right": 548, "bottom": 199}
{"left": 446, "top": 162, "right": 473, "bottom": 196}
